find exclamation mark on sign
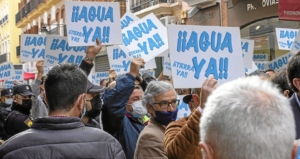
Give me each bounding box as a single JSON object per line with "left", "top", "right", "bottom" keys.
{"left": 177, "top": 31, "right": 182, "bottom": 52}
{"left": 224, "top": 58, "right": 228, "bottom": 79}
{"left": 102, "top": 27, "right": 106, "bottom": 43}
{"left": 219, "top": 58, "right": 224, "bottom": 79}
{"left": 181, "top": 31, "right": 187, "bottom": 52}
{"left": 113, "top": 48, "right": 117, "bottom": 60}
{"left": 153, "top": 33, "right": 164, "bottom": 47}
{"left": 106, "top": 27, "right": 110, "bottom": 43}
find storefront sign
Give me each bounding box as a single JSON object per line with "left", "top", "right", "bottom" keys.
{"left": 186, "top": 4, "right": 220, "bottom": 26}
{"left": 279, "top": 0, "right": 300, "bottom": 21}
{"left": 228, "top": 0, "right": 278, "bottom": 27}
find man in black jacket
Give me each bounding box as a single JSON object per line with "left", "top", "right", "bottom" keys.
{"left": 0, "top": 88, "right": 13, "bottom": 139}
{"left": 0, "top": 40, "right": 126, "bottom": 159}
{"left": 4, "top": 84, "right": 35, "bottom": 139}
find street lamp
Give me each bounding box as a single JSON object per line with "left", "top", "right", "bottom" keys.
{"left": 40, "top": 24, "right": 49, "bottom": 35}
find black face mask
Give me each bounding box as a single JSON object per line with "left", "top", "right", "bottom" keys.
{"left": 12, "top": 100, "right": 32, "bottom": 115}
{"left": 86, "top": 95, "right": 102, "bottom": 119}
{"left": 21, "top": 100, "right": 32, "bottom": 111}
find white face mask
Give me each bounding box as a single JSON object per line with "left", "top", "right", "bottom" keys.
{"left": 128, "top": 100, "right": 147, "bottom": 118}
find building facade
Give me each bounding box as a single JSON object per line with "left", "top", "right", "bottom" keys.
{"left": 0, "top": 0, "right": 21, "bottom": 65}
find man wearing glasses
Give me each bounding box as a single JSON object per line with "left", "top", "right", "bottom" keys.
{"left": 4, "top": 84, "right": 34, "bottom": 139}
{"left": 134, "top": 81, "right": 178, "bottom": 159}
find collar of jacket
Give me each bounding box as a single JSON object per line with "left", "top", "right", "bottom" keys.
{"left": 150, "top": 118, "right": 166, "bottom": 132}
{"left": 31, "top": 117, "right": 85, "bottom": 130}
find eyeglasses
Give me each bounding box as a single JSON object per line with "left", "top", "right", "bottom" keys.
{"left": 153, "top": 100, "right": 180, "bottom": 109}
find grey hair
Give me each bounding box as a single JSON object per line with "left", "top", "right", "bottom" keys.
{"left": 142, "top": 81, "right": 175, "bottom": 109}
{"left": 200, "top": 76, "right": 295, "bottom": 159}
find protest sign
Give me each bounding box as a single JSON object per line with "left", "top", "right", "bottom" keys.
{"left": 253, "top": 54, "right": 268, "bottom": 61}
{"left": 0, "top": 62, "right": 15, "bottom": 81}
{"left": 254, "top": 61, "right": 269, "bottom": 71}
{"left": 107, "top": 45, "right": 156, "bottom": 74}
{"left": 291, "top": 29, "right": 300, "bottom": 54}
{"left": 44, "top": 35, "right": 86, "bottom": 66}
{"left": 95, "top": 72, "right": 109, "bottom": 85}
{"left": 44, "top": 66, "right": 52, "bottom": 74}
{"left": 140, "top": 69, "right": 155, "bottom": 77}
{"left": 267, "top": 52, "right": 293, "bottom": 71}
{"left": 276, "top": 28, "right": 298, "bottom": 50}
{"left": 245, "top": 61, "right": 258, "bottom": 75}
{"left": 4, "top": 70, "right": 23, "bottom": 88}
{"left": 20, "top": 34, "right": 46, "bottom": 62}
{"left": 119, "top": 13, "right": 169, "bottom": 62}
{"left": 65, "top": 1, "right": 122, "bottom": 46}
{"left": 163, "top": 51, "right": 171, "bottom": 76}
{"left": 177, "top": 95, "right": 191, "bottom": 120}
{"left": 241, "top": 39, "right": 254, "bottom": 68}
{"left": 168, "top": 25, "right": 245, "bottom": 88}
{"left": 121, "top": 11, "right": 139, "bottom": 29}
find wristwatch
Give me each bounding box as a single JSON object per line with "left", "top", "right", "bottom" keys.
{"left": 84, "top": 57, "right": 94, "bottom": 62}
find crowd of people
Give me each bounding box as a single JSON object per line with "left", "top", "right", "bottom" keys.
{"left": 0, "top": 39, "right": 299, "bottom": 159}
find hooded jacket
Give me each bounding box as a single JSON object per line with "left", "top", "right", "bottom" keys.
{"left": 0, "top": 117, "right": 126, "bottom": 159}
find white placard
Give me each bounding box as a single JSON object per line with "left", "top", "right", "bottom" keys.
{"left": 163, "top": 51, "right": 171, "bottom": 76}
{"left": 276, "top": 28, "right": 298, "bottom": 50}
{"left": 65, "top": 1, "right": 122, "bottom": 46}
{"left": 0, "top": 62, "right": 15, "bottom": 80}
{"left": 107, "top": 45, "right": 156, "bottom": 74}
{"left": 245, "top": 61, "right": 258, "bottom": 74}
{"left": 20, "top": 34, "right": 46, "bottom": 62}
{"left": 120, "top": 13, "right": 169, "bottom": 62}
{"left": 168, "top": 25, "right": 245, "bottom": 88}
{"left": 291, "top": 29, "right": 300, "bottom": 54}
{"left": 121, "top": 11, "right": 140, "bottom": 29}
{"left": 267, "top": 52, "right": 294, "bottom": 71}
{"left": 88, "top": 71, "right": 109, "bottom": 85}
{"left": 254, "top": 61, "right": 269, "bottom": 71}
{"left": 140, "top": 69, "right": 155, "bottom": 77}
{"left": 4, "top": 70, "right": 23, "bottom": 88}
{"left": 241, "top": 39, "right": 254, "bottom": 68}
{"left": 177, "top": 95, "right": 191, "bottom": 120}
{"left": 253, "top": 54, "right": 268, "bottom": 61}
{"left": 44, "top": 35, "right": 86, "bottom": 66}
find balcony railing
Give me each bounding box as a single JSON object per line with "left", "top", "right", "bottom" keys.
{"left": 46, "top": 24, "right": 67, "bottom": 36}
{"left": 5, "top": 15, "right": 7, "bottom": 21}
{"left": 16, "top": 12, "right": 20, "bottom": 24}
{"left": 131, "top": 0, "right": 173, "bottom": 12}
{"left": 16, "top": 0, "right": 45, "bottom": 25}
{"left": 16, "top": 46, "right": 20, "bottom": 57}
{"left": 0, "top": 53, "right": 7, "bottom": 64}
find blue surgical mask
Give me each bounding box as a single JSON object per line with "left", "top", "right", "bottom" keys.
{"left": 5, "top": 98, "right": 13, "bottom": 105}
{"left": 153, "top": 108, "right": 178, "bottom": 126}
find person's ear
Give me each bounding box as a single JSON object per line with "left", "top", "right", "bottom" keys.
{"left": 283, "top": 90, "right": 290, "bottom": 98}
{"left": 293, "top": 78, "right": 300, "bottom": 92}
{"left": 200, "top": 142, "right": 214, "bottom": 159}
{"left": 146, "top": 103, "right": 155, "bottom": 117}
{"left": 291, "top": 140, "right": 298, "bottom": 159}
{"left": 76, "top": 94, "right": 85, "bottom": 111}
{"left": 43, "top": 93, "right": 49, "bottom": 106}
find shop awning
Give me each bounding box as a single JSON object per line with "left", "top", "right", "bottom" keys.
{"left": 24, "top": 72, "right": 35, "bottom": 80}
{"left": 279, "top": 0, "right": 300, "bottom": 21}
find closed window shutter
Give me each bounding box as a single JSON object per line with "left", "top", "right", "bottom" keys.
{"left": 95, "top": 55, "right": 110, "bottom": 72}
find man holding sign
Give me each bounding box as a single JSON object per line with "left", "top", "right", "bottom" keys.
{"left": 102, "top": 58, "right": 148, "bottom": 159}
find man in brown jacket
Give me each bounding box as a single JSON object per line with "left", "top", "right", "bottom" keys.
{"left": 134, "top": 81, "right": 178, "bottom": 159}
{"left": 164, "top": 77, "right": 218, "bottom": 159}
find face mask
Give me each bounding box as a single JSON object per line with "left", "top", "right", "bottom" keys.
{"left": 86, "top": 95, "right": 102, "bottom": 118}
{"left": 21, "top": 100, "right": 32, "bottom": 111}
{"left": 153, "top": 108, "right": 178, "bottom": 126}
{"left": 128, "top": 100, "right": 147, "bottom": 118}
{"left": 5, "top": 98, "right": 13, "bottom": 105}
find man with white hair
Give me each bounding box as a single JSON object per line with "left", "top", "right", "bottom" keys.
{"left": 134, "top": 81, "right": 178, "bottom": 159}
{"left": 200, "top": 76, "right": 298, "bottom": 159}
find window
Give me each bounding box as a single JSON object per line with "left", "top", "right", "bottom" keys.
{"left": 241, "top": 18, "right": 300, "bottom": 61}
{"left": 7, "top": 40, "right": 10, "bottom": 53}
{"left": 5, "top": 41, "right": 7, "bottom": 54}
